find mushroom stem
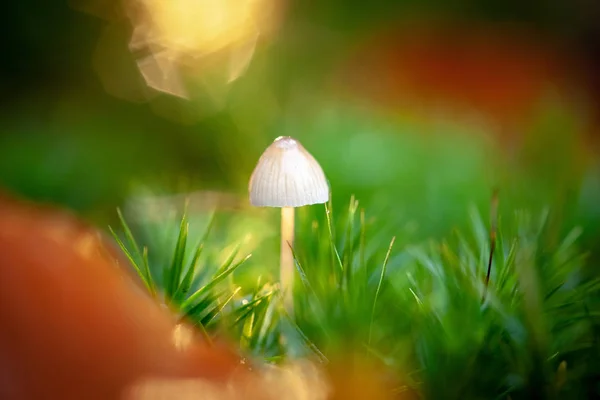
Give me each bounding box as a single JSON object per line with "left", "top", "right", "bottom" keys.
{"left": 280, "top": 206, "right": 295, "bottom": 315}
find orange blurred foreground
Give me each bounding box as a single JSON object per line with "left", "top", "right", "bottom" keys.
{"left": 0, "top": 191, "right": 401, "bottom": 399}
{"left": 0, "top": 192, "right": 244, "bottom": 399}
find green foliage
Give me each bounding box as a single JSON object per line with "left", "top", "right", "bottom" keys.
{"left": 289, "top": 198, "right": 600, "bottom": 398}
{"left": 110, "top": 195, "right": 600, "bottom": 399}
{"left": 109, "top": 207, "right": 259, "bottom": 340}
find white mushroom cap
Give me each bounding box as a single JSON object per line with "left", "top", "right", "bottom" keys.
{"left": 249, "top": 136, "right": 329, "bottom": 207}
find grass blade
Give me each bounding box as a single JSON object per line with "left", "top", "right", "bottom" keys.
{"left": 185, "top": 291, "right": 224, "bottom": 320}
{"left": 172, "top": 243, "right": 204, "bottom": 303}
{"left": 205, "top": 287, "right": 242, "bottom": 327}
{"left": 289, "top": 244, "right": 312, "bottom": 291}
{"left": 230, "top": 294, "right": 272, "bottom": 327}
{"left": 343, "top": 196, "right": 358, "bottom": 287}
{"left": 116, "top": 208, "right": 144, "bottom": 266}
{"left": 368, "top": 236, "right": 396, "bottom": 345}
{"left": 281, "top": 307, "right": 328, "bottom": 363}
{"left": 360, "top": 208, "right": 367, "bottom": 287}
{"left": 109, "top": 226, "right": 151, "bottom": 291}
{"left": 325, "top": 202, "right": 344, "bottom": 275}
{"left": 181, "top": 254, "right": 252, "bottom": 313}
{"left": 256, "top": 294, "right": 278, "bottom": 349}
{"left": 166, "top": 216, "right": 189, "bottom": 300}
{"left": 142, "top": 246, "right": 156, "bottom": 298}
{"left": 217, "top": 245, "right": 241, "bottom": 274}
{"left": 173, "top": 210, "right": 217, "bottom": 302}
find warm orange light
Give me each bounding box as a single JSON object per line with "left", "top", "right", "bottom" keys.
{"left": 126, "top": 0, "right": 280, "bottom": 97}
{"left": 134, "top": 0, "right": 260, "bottom": 56}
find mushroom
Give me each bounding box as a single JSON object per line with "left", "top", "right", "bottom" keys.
{"left": 249, "top": 136, "right": 329, "bottom": 313}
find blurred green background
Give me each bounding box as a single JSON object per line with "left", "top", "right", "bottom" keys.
{"left": 2, "top": 0, "right": 600, "bottom": 259}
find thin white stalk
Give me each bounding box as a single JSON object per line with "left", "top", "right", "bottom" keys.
{"left": 280, "top": 206, "right": 295, "bottom": 316}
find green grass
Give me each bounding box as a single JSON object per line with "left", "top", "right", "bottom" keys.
{"left": 110, "top": 195, "right": 600, "bottom": 399}
{"left": 110, "top": 206, "right": 263, "bottom": 344}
